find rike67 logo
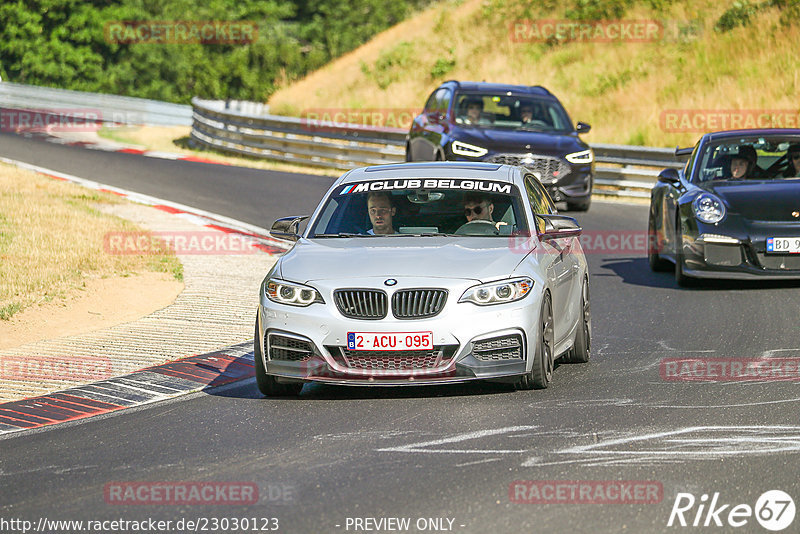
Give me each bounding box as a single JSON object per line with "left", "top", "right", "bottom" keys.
{"left": 668, "top": 490, "right": 795, "bottom": 531}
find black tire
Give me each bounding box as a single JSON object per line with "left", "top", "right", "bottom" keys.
{"left": 648, "top": 211, "right": 671, "bottom": 272}
{"left": 564, "top": 277, "right": 591, "bottom": 363}
{"left": 516, "top": 292, "right": 555, "bottom": 390}
{"left": 674, "top": 218, "right": 695, "bottom": 288}
{"left": 566, "top": 196, "right": 591, "bottom": 212}
{"left": 254, "top": 318, "right": 303, "bottom": 397}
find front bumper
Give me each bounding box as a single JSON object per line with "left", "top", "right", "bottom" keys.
{"left": 451, "top": 152, "right": 593, "bottom": 203}
{"left": 256, "top": 284, "right": 543, "bottom": 386}
{"left": 682, "top": 229, "right": 800, "bottom": 280}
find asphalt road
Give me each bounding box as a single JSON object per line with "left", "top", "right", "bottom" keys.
{"left": 2, "top": 135, "right": 800, "bottom": 533}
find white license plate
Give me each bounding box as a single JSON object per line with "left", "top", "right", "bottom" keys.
{"left": 766, "top": 237, "right": 800, "bottom": 254}
{"left": 347, "top": 332, "right": 433, "bottom": 351}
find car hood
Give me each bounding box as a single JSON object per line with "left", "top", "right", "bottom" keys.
{"left": 278, "top": 237, "right": 528, "bottom": 283}
{"left": 700, "top": 179, "right": 800, "bottom": 222}
{"left": 455, "top": 128, "right": 585, "bottom": 156}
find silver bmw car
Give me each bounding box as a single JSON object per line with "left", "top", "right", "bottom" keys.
{"left": 255, "top": 162, "right": 591, "bottom": 395}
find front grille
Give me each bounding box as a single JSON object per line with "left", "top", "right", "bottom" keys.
{"left": 756, "top": 253, "right": 800, "bottom": 270}
{"left": 344, "top": 351, "right": 439, "bottom": 370}
{"left": 328, "top": 346, "right": 458, "bottom": 371}
{"left": 268, "top": 334, "right": 314, "bottom": 361}
{"left": 486, "top": 154, "right": 571, "bottom": 183}
{"left": 334, "top": 289, "right": 388, "bottom": 320}
{"left": 472, "top": 334, "right": 524, "bottom": 361}
{"left": 391, "top": 289, "right": 447, "bottom": 319}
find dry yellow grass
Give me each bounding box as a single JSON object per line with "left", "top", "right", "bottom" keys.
{"left": 0, "top": 163, "right": 183, "bottom": 320}
{"left": 268, "top": 0, "right": 800, "bottom": 148}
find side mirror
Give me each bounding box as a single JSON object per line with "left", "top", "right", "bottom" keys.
{"left": 537, "top": 214, "right": 583, "bottom": 240}
{"left": 658, "top": 168, "right": 681, "bottom": 185}
{"left": 270, "top": 216, "right": 308, "bottom": 241}
{"left": 576, "top": 121, "right": 591, "bottom": 134}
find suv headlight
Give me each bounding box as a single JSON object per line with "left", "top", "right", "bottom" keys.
{"left": 693, "top": 193, "right": 726, "bottom": 224}
{"left": 459, "top": 277, "right": 533, "bottom": 306}
{"left": 265, "top": 278, "right": 324, "bottom": 306}
{"left": 565, "top": 149, "right": 594, "bottom": 164}
{"left": 452, "top": 140, "right": 488, "bottom": 158}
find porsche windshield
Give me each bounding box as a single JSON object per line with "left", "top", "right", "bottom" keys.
{"left": 454, "top": 93, "right": 572, "bottom": 133}
{"left": 308, "top": 179, "right": 529, "bottom": 237}
{"left": 696, "top": 136, "right": 800, "bottom": 182}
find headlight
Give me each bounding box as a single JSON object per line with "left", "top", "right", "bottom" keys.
{"left": 452, "top": 140, "right": 488, "bottom": 158}
{"left": 265, "top": 278, "right": 324, "bottom": 307}
{"left": 459, "top": 277, "right": 533, "bottom": 306}
{"left": 693, "top": 193, "right": 726, "bottom": 224}
{"left": 565, "top": 149, "right": 594, "bottom": 164}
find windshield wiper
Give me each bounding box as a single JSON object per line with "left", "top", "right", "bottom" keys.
{"left": 312, "top": 233, "right": 369, "bottom": 238}
{"left": 383, "top": 232, "right": 452, "bottom": 237}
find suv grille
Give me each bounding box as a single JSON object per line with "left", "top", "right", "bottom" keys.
{"left": 472, "top": 334, "right": 524, "bottom": 361}
{"left": 392, "top": 289, "right": 447, "bottom": 319}
{"left": 268, "top": 334, "right": 314, "bottom": 361}
{"left": 334, "top": 289, "right": 388, "bottom": 319}
{"left": 486, "top": 154, "right": 570, "bottom": 183}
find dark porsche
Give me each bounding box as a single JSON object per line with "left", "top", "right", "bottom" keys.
{"left": 649, "top": 128, "right": 800, "bottom": 285}
{"left": 406, "top": 81, "right": 594, "bottom": 211}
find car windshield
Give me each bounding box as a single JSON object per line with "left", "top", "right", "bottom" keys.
{"left": 453, "top": 93, "right": 572, "bottom": 133}
{"left": 308, "top": 178, "right": 529, "bottom": 237}
{"left": 695, "top": 136, "right": 800, "bottom": 182}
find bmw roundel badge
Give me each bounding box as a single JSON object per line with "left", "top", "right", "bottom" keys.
{"left": 384, "top": 279, "right": 398, "bottom": 286}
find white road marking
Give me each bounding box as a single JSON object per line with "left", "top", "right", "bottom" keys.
{"left": 523, "top": 425, "right": 800, "bottom": 467}
{"left": 376, "top": 426, "right": 537, "bottom": 454}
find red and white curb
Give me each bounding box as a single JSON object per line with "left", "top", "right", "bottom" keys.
{"left": 19, "top": 127, "right": 231, "bottom": 165}
{"left": 0, "top": 156, "right": 292, "bottom": 255}
{"left": 0, "top": 156, "right": 294, "bottom": 435}
{"left": 0, "top": 343, "right": 256, "bottom": 436}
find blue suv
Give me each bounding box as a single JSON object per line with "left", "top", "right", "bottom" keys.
{"left": 406, "top": 80, "right": 594, "bottom": 211}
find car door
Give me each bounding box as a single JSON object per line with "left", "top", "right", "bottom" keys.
{"left": 419, "top": 88, "right": 450, "bottom": 160}
{"left": 525, "top": 175, "right": 576, "bottom": 343}
{"left": 408, "top": 90, "right": 438, "bottom": 161}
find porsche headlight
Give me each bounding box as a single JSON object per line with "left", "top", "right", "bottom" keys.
{"left": 265, "top": 279, "right": 324, "bottom": 306}
{"left": 452, "top": 140, "right": 488, "bottom": 158}
{"left": 565, "top": 149, "right": 594, "bottom": 164}
{"left": 693, "top": 193, "right": 726, "bottom": 224}
{"left": 459, "top": 277, "right": 533, "bottom": 306}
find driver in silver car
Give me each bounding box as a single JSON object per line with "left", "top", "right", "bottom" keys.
{"left": 464, "top": 193, "right": 507, "bottom": 230}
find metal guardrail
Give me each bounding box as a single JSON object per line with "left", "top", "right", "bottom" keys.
{"left": 0, "top": 82, "right": 192, "bottom": 126}
{"left": 191, "top": 98, "right": 688, "bottom": 198}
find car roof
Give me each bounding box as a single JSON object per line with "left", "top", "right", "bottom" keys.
{"left": 338, "top": 162, "right": 521, "bottom": 184}
{"left": 704, "top": 128, "right": 800, "bottom": 141}
{"left": 442, "top": 80, "right": 553, "bottom": 97}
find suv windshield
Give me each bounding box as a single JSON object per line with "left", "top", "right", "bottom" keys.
{"left": 454, "top": 93, "right": 572, "bottom": 133}
{"left": 308, "top": 179, "right": 529, "bottom": 237}
{"left": 695, "top": 136, "right": 800, "bottom": 182}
